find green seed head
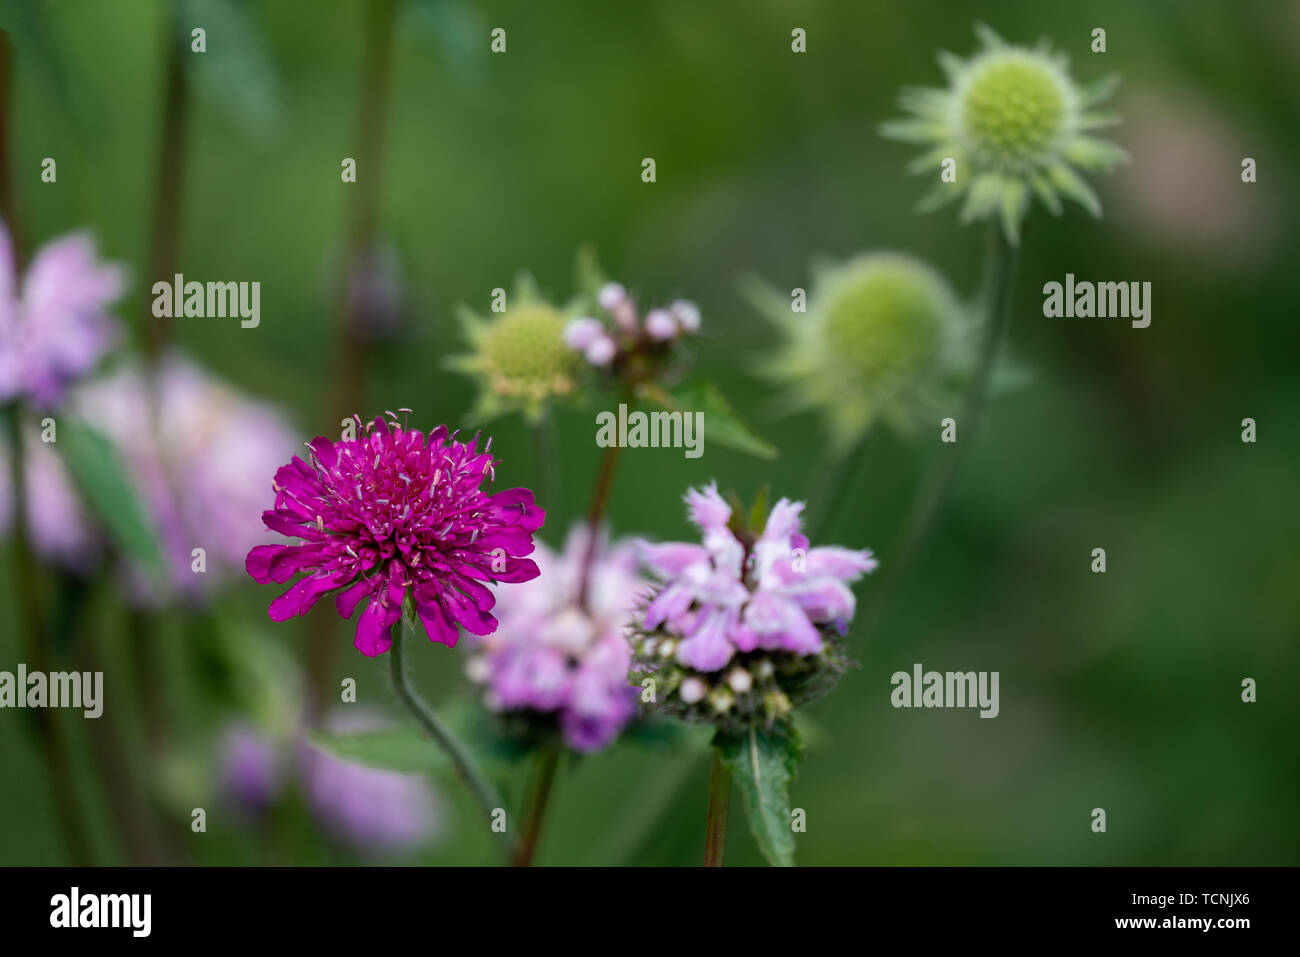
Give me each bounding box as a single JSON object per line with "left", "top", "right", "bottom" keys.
{"left": 479, "top": 304, "right": 578, "bottom": 402}
{"left": 960, "top": 52, "right": 1068, "bottom": 168}
{"left": 821, "top": 254, "right": 951, "bottom": 394}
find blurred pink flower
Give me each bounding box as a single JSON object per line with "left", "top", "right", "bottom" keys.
{"left": 466, "top": 524, "right": 645, "bottom": 752}
{"left": 0, "top": 222, "right": 124, "bottom": 407}
{"left": 0, "top": 353, "right": 299, "bottom": 605}
{"left": 1112, "top": 93, "right": 1275, "bottom": 263}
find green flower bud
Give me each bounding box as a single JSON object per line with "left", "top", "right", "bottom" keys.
{"left": 881, "top": 23, "right": 1127, "bottom": 243}
{"left": 446, "top": 277, "right": 581, "bottom": 423}
{"left": 751, "top": 252, "right": 969, "bottom": 453}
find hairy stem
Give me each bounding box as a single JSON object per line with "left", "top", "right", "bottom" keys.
{"left": 389, "top": 610, "right": 511, "bottom": 855}
{"left": 704, "top": 747, "right": 731, "bottom": 867}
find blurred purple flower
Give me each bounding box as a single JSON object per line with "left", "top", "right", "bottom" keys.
{"left": 0, "top": 222, "right": 124, "bottom": 408}
{"left": 467, "top": 524, "right": 644, "bottom": 752}
{"left": 219, "top": 723, "right": 284, "bottom": 817}
{"left": 77, "top": 354, "right": 300, "bottom": 602}
{"left": 0, "top": 353, "right": 299, "bottom": 605}
{"left": 298, "top": 711, "right": 442, "bottom": 853}
{"left": 246, "top": 416, "right": 544, "bottom": 657}
{"left": 640, "top": 483, "right": 877, "bottom": 673}
{"left": 0, "top": 428, "right": 96, "bottom": 571}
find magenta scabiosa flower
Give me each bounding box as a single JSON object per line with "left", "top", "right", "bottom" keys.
{"left": 631, "top": 483, "right": 876, "bottom": 730}
{"left": 0, "top": 222, "right": 125, "bottom": 408}
{"left": 466, "top": 524, "right": 645, "bottom": 753}
{"left": 246, "top": 413, "right": 545, "bottom": 657}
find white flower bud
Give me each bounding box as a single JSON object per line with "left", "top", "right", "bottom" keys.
{"left": 585, "top": 334, "right": 617, "bottom": 366}
{"left": 598, "top": 282, "right": 627, "bottom": 311}
{"left": 563, "top": 316, "right": 604, "bottom": 350}
{"left": 727, "top": 667, "right": 752, "bottom": 694}
{"left": 671, "top": 299, "right": 700, "bottom": 333}
{"left": 644, "top": 308, "right": 678, "bottom": 341}
{"left": 679, "top": 677, "right": 706, "bottom": 704}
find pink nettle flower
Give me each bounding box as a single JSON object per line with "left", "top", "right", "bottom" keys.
{"left": 0, "top": 222, "right": 124, "bottom": 408}
{"left": 246, "top": 415, "right": 544, "bottom": 657}
{"left": 631, "top": 483, "right": 876, "bottom": 728}
{"left": 466, "top": 524, "right": 645, "bottom": 752}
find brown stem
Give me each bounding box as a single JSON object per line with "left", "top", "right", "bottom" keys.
{"left": 144, "top": 14, "right": 189, "bottom": 359}
{"left": 0, "top": 31, "right": 22, "bottom": 259}
{"left": 312, "top": 0, "right": 398, "bottom": 715}
{"left": 575, "top": 441, "right": 623, "bottom": 609}
{"left": 703, "top": 747, "right": 730, "bottom": 867}
{"left": 511, "top": 746, "right": 560, "bottom": 867}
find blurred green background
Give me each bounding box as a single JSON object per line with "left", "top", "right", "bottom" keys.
{"left": 1, "top": 0, "right": 1297, "bottom": 865}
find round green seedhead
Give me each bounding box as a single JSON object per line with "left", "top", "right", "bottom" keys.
{"left": 881, "top": 22, "right": 1127, "bottom": 243}
{"left": 752, "top": 252, "right": 969, "bottom": 453}
{"left": 446, "top": 279, "right": 581, "bottom": 423}
{"left": 479, "top": 304, "right": 576, "bottom": 402}
{"left": 961, "top": 53, "right": 1068, "bottom": 169}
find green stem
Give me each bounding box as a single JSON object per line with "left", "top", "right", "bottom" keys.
{"left": 703, "top": 747, "right": 731, "bottom": 867}
{"left": 856, "top": 225, "right": 1019, "bottom": 644}
{"left": 388, "top": 610, "right": 511, "bottom": 853}
{"left": 511, "top": 745, "right": 560, "bottom": 866}
{"left": 806, "top": 438, "right": 868, "bottom": 542}
{"left": 4, "top": 405, "right": 93, "bottom": 864}
{"left": 532, "top": 406, "right": 559, "bottom": 515}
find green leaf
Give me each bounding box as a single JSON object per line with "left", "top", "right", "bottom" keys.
{"left": 308, "top": 726, "right": 446, "bottom": 774}
{"left": 178, "top": 0, "right": 283, "bottom": 141}
{"left": 714, "top": 721, "right": 802, "bottom": 867}
{"left": 574, "top": 243, "right": 611, "bottom": 300}
{"left": 53, "top": 419, "right": 165, "bottom": 578}
{"left": 644, "top": 382, "right": 778, "bottom": 460}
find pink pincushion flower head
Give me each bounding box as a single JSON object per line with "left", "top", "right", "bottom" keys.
{"left": 631, "top": 483, "right": 876, "bottom": 729}
{"left": 0, "top": 221, "right": 125, "bottom": 408}
{"left": 246, "top": 413, "right": 544, "bottom": 657}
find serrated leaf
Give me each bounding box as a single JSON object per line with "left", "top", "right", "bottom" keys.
{"left": 644, "top": 382, "right": 777, "bottom": 460}
{"left": 53, "top": 419, "right": 164, "bottom": 578}
{"left": 714, "top": 721, "right": 802, "bottom": 867}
